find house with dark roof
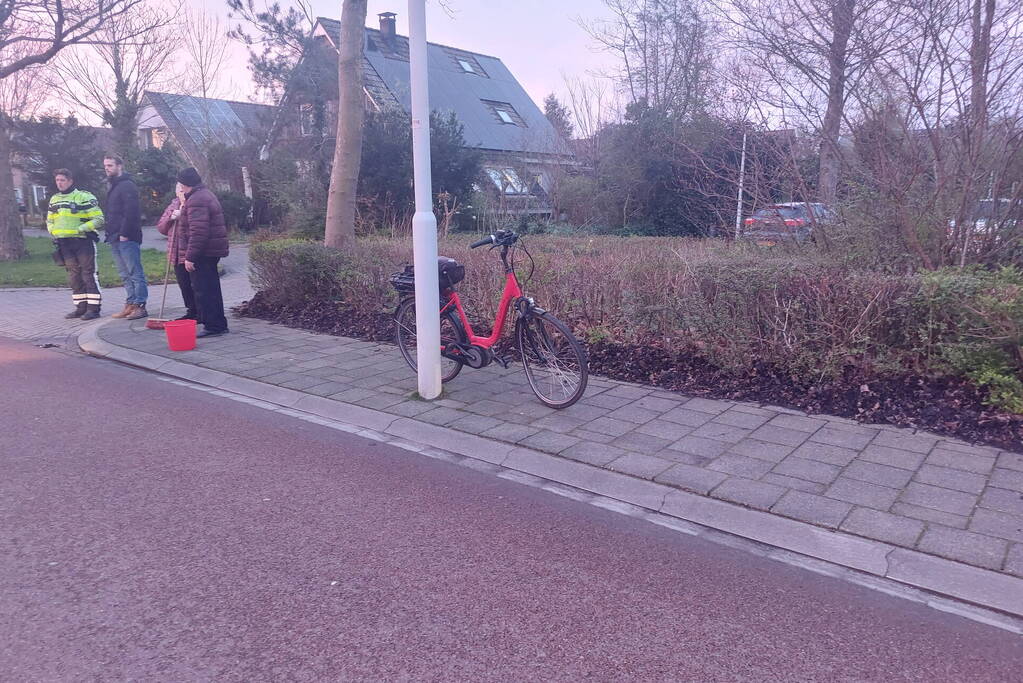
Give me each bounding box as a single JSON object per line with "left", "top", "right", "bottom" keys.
{"left": 267, "top": 12, "right": 574, "bottom": 216}
{"left": 137, "top": 91, "right": 275, "bottom": 191}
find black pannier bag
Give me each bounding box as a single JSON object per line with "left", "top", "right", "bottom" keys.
{"left": 389, "top": 257, "right": 465, "bottom": 294}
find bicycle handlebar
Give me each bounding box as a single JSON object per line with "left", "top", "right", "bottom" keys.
{"left": 470, "top": 230, "right": 519, "bottom": 249}
{"left": 470, "top": 235, "right": 494, "bottom": 249}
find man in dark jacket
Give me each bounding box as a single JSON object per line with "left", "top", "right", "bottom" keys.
{"left": 177, "top": 167, "right": 230, "bottom": 337}
{"left": 103, "top": 154, "right": 148, "bottom": 320}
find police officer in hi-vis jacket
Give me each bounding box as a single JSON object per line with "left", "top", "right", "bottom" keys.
{"left": 46, "top": 168, "right": 105, "bottom": 320}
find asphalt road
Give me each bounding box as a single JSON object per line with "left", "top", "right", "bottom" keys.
{"left": 1, "top": 337, "right": 1021, "bottom": 681}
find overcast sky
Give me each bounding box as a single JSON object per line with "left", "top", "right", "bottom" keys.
{"left": 212, "top": 0, "right": 617, "bottom": 108}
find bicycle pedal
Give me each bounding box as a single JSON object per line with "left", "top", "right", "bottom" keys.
{"left": 495, "top": 355, "right": 512, "bottom": 369}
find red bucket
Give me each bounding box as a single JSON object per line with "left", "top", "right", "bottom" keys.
{"left": 164, "top": 319, "right": 197, "bottom": 351}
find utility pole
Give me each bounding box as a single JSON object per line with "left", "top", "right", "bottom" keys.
{"left": 734, "top": 129, "right": 748, "bottom": 239}
{"left": 409, "top": 0, "right": 442, "bottom": 399}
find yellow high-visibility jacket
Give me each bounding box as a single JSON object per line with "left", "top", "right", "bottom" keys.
{"left": 46, "top": 188, "right": 105, "bottom": 238}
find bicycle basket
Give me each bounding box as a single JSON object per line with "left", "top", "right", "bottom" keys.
{"left": 389, "top": 257, "right": 465, "bottom": 294}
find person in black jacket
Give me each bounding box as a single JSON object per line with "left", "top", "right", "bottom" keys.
{"left": 103, "top": 154, "right": 149, "bottom": 320}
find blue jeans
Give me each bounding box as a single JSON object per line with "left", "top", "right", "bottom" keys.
{"left": 110, "top": 239, "right": 148, "bottom": 305}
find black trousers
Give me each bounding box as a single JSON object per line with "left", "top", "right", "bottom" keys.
{"left": 187, "top": 257, "right": 227, "bottom": 332}
{"left": 173, "top": 263, "right": 198, "bottom": 318}
{"left": 57, "top": 237, "right": 101, "bottom": 308}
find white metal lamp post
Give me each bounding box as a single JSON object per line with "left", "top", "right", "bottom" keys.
{"left": 408, "top": 0, "right": 442, "bottom": 399}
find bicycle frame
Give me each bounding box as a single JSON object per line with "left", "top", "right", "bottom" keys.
{"left": 440, "top": 252, "right": 521, "bottom": 349}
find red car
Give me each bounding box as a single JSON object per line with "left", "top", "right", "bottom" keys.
{"left": 743, "top": 202, "right": 830, "bottom": 244}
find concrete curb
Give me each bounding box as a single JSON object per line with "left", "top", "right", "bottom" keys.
{"left": 78, "top": 320, "right": 1023, "bottom": 622}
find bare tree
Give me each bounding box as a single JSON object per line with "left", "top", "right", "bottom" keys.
{"left": 0, "top": 0, "right": 148, "bottom": 261}
{"left": 582, "top": 0, "right": 717, "bottom": 120}
{"left": 183, "top": 7, "right": 230, "bottom": 101}
{"left": 50, "top": 5, "right": 177, "bottom": 155}
{"left": 715, "top": 0, "right": 900, "bottom": 205}
{"left": 323, "top": 0, "right": 367, "bottom": 250}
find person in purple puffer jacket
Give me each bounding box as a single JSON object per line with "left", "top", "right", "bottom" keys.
{"left": 175, "top": 167, "right": 230, "bottom": 338}
{"left": 155, "top": 184, "right": 197, "bottom": 321}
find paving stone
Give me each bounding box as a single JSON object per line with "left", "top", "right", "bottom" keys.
{"left": 980, "top": 487, "right": 1023, "bottom": 516}
{"left": 558, "top": 404, "right": 610, "bottom": 422}
{"left": 824, "top": 477, "right": 900, "bottom": 510}
{"left": 712, "top": 409, "right": 772, "bottom": 429}
{"left": 682, "top": 397, "right": 729, "bottom": 414}
{"left": 991, "top": 468, "right": 1023, "bottom": 493}
{"left": 808, "top": 424, "right": 877, "bottom": 450}
{"left": 328, "top": 387, "right": 378, "bottom": 403}
{"left": 771, "top": 457, "right": 841, "bottom": 485}
{"left": 560, "top": 441, "right": 629, "bottom": 467}
{"left": 660, "top": 407, "right": 714, "bottom": 428}
{"left": 604, "top": 385, "right": 651, "bottom": 400}
{"left": 303, "top": 382, "right": 350, "bottom": 398}
{"left": 519, "top": 430, "right": 581, "bottom": 455}
{"left": 463, "top": 400, "right": 512, "bottom": 417}
{"left": 261, "top": 371, "right": 307, "bottom": 386}
{"left": 790, "top": 441, "right": 859, "bottom": 467}
{"left": 635, "top": 419, "right": 693, "bottom": 442}
{"left": 611, "top": 431, "right": 673, "bottom": 454}
{"left": 998, "top": 451, "right": 1023, "bottom": 472}
{"left": 843, "top": 460, "right": 914, "bottom": 488}
{"left": 448, "top": 414, "right": 503, "bottom": 435}
{"left": 353, "top": 394, "right": 405, "bottom": 411}
{"left": 766, "top": 414, "right": 826, "bottom": 433}
{"left": 633, "top": 396, "right": 680, "bottom": 413}
{"left": 481, "top": 423, "right": 540, "bottom": 443}
{"left": 386, "top": 401, "right": 436, "bottom": 418}
{"left": 605, "top": 405, "right": 660, "bottom": 425}
{"left": 969, "top": 508, "right": 1023, "bottom": 543}
{"left": 771, "top": 490, "right": 852, "bottom": 528}
{"left": 531, "top": 413, "right": 590, "bottom": 434}
{"left": 925, "top": 448, "right": 997, "bottom": 475}
{"left": 710, "top": 477, "right": 786, "bottom": 510}
{"left": 899, "top": 482, "right": 977, "bottom": 516}
{"left": 607, "top": 453, "right": 674, "bottom": 479}
{"left": 659, "top": 450, "right": 712, "bottom": 467}
{"left": 840, "top": 508, "right": 924, "bottom": 546}
{"left": 760, "top": 473, "right": 826, "bottom": 495}
{"left": 654, "top": 464, "right": 729, "bottom": 494}
{"left": 890, "top": 502, "right": 969, "bottom": 529}
{"left": 748, "top": 424, "right": 811, "bottom": 447}
{"left": 726, "top": 439, "right": 794, "bottom": 464}
{"left": 580, "top": 394, "right": 634, "bottom": 410}
{"left": 934, "top": 440, "right": 1000, "bottom": 457}
{"left": 669, "top": 435, "right": 729, "bottom": 459}
{"left": 1007, "top": 544, "right": 1023, "bottom": 577}
{"left": 871, "top": 430, "right": 938, "bottom": 454}
{"left": 858, "top": 444, "right": 927, "bottom": 471}
{"left": 279, "top": 376, "right": 330, "bottom": 391}
{"left": 581, "top": 416, "right": 636, "bottom": 438}
{"left": 415, "top": 406, "right": 467, "bottom": 427}
{"left": 913, "top": 464, "right": 987, "bottom": 495}
{"left": 689, "top": 422, "right": 751, "bottom": 444}
{"left": 707, "top": 453, "right": 774, "bottom": 478}
{"left": 917, "top": 526, "right": 1008, "bottom": 570}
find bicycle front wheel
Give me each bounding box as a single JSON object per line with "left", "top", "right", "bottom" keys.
{"left": 395, "top": 298, "right": 466, "bottom": 383}
{"left": 516, "top": 311, "right": 588, "bottom": 409}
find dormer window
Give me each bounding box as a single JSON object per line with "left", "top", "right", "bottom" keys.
{"left": 458, "top": 59, "right": 476, "bottom": 74}
{"left": 482, "top": 99, "right": 526, "bottom": 127}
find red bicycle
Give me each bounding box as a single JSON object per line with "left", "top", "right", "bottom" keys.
{"left": 390, "top": 229, "right": 588, "bottom": 409}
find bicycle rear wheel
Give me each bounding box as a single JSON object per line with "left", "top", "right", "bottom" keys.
{"left": 516, "top": 311, "right": 588, "bottom": 409}
{"left": 395, "top": 298, "right": 466, "bottom": 383}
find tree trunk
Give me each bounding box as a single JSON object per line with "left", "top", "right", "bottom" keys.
{"left": 818, "top": 0, "right": 855, "bottom": 206}
{"left": 0, "top": 118, "right": 26, "bottom": 261}
{"left": 324, "top": 0, "right": 368, "bottom": 250}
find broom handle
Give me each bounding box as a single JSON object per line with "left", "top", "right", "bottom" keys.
{"left": 158, "top": 219, "right": 173, "bottom": 319}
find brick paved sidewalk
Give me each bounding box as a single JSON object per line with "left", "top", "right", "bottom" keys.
{"left": 95, "top": 311, "right": 1023, "bottom": 578}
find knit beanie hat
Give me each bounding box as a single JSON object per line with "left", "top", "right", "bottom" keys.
{"left": 177, "top": 167, "right": 202, "bottom": 187}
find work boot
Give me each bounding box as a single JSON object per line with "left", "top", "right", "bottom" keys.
{"left": 111, "top": 303, "right": 134, "bottom": 319}
{"left": 81, "top": 305, "right": 101, "bottom": 321}
{"left": 126, "top": 304, "right": 148, "bottom": 320}
{"left": 65, "top": 302, "right": 87, "bottom": 319}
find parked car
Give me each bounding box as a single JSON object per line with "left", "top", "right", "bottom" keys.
{"left": 742, "top": 202, "right": 831, "bottom": 245}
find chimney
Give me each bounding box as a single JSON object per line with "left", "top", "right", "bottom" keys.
{"left": 378, "top": 12, "right": 397, "bottom": 43}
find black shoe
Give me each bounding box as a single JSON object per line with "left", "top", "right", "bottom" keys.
{"left": 197, "top": 328, "right": 228, "bottom": 338}
{"left": 175, "top": 313, "right": 197, "bottom": 321}
{"left": 81, "top": 309, "right": 101, "bottom": 321}
{"left": 65, "top": 303, "right": 87, "bottom": 319}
